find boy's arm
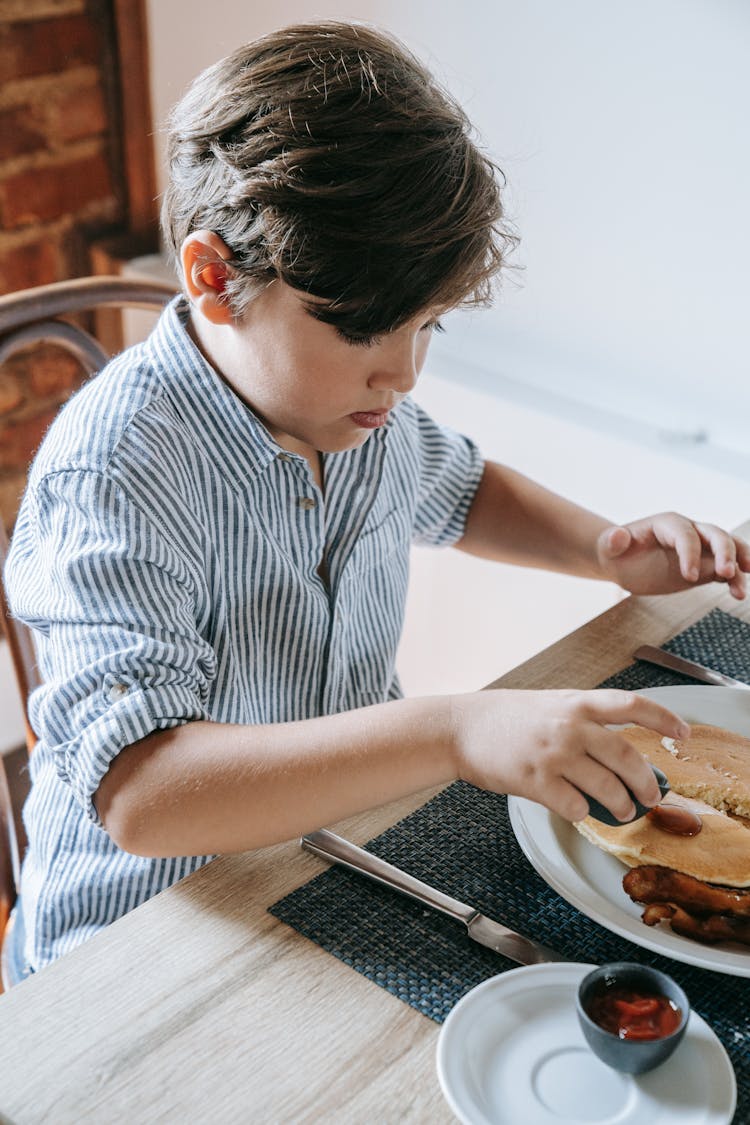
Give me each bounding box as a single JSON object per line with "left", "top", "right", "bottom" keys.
{"left": 95, "top": 688, "right": 689, "bottom": 858}
{"left": 456, "top": 460, "right": 750, "bottom": 598}
{"left": 454, "top": 460, "right": 610, "bottom": 577}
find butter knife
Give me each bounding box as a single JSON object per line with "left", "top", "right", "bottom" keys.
{"left": 633, "top": 645, "right": 750, "bottom": 690}
{"left": 301, "top": 828, "right": 565, "bottom": 965}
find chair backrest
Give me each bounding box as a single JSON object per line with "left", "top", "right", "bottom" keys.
{"left": 0, "top": 275, "right": 178, "bottom": 968}
{"left": 0, "top": 755, "right": 20, "bottom": 951}
{"left": 1, "top": 514, "right": 35, "bottom": 943}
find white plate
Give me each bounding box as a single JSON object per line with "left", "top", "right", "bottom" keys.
{"left": 436, "top": 963, "right": 736, "bottom": 1125}
{"left": 509, "top": 686, "right": 750, "bottom": 976}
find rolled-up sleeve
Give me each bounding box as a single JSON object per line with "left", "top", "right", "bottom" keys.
{"left": 6, "top": 468, "right": 216, "bottom": 825}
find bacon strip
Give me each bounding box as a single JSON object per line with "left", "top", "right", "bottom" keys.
{"left": 639, "top": 902, "right": 750, "bottom": 947}
{"left": 622, "top": 865, "right": 750, "bottom": 948}
{"left": 623, "top": 865, "right": 750, "bottom": 918}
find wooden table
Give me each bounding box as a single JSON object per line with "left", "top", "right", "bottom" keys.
{"left": 1, "top": 531, "right": 749, "bottom": 1123}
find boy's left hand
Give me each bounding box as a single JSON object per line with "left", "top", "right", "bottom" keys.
{"left": 597, "top": 513, "right": 750, "bottom": 599}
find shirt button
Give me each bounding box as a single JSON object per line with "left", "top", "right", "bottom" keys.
{"left": 277, "top": 452, "right": 292, "bottom": 463}
{"left": 108, "top": 682, "right": 129, "bottom": 701}
{"left": 297, "top": 496, "right": 317, "bottom": 510}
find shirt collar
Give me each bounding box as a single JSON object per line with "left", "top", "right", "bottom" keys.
{"left": 149, "top": 296, "right": 394, "bottom": 489}
{"left": 149, "top": 296, "right": 289, "bottom": 486}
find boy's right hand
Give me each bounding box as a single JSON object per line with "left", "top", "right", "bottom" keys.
{"left": 448, "top": 688, "right": 690, "bottom": 823}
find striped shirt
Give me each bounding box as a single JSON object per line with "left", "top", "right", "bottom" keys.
{"left": 5, "top": 296, "right": 483, "bottom": 971}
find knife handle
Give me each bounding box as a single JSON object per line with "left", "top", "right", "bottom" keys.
{"left": 302, "top": 828, "right": 475, "bottom": 925}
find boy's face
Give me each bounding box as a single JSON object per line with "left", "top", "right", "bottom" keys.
{"left": 210, "top": 280, "right": 442, "bottom": 459}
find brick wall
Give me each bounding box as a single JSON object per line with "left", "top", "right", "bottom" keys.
{"left": 0, "top": 0, "right": 140, "bottom": 532}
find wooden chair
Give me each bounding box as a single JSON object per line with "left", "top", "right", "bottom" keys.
{"left": 0, "top": 275, "right": 178, "bottom": 989}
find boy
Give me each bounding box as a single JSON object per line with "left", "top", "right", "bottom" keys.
{"left": 5, "top": 22, "right": 749, "bottom": 981}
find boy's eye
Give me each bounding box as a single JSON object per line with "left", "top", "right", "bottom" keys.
{"left": 335, "top": 319, "right": 444, "bottom": 347}
{"left": 335, "top": 327, "right": 379, "bottom": 348}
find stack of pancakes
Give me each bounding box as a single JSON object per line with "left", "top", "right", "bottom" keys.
{"left": 575, "top": 724, "right": 750, "bottom": 887}
{"left": 574, "top": 723, "right": 750, "bottom": 944}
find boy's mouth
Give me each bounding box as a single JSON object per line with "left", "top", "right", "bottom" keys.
{"left": 349, "top": 410, "right": 390, "bottom": 429}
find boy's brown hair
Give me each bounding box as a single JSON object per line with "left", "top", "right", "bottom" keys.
{"left": 162, "top": 21, "right": 516, "bottom": 335}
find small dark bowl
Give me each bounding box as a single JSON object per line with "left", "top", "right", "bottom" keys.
{"left": 576, "top": 962, "right": 690, "bottom": 1075}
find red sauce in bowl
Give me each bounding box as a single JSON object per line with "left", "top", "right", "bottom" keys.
{"left": 586, "top": 983, "right": 682, "bottom": 1040}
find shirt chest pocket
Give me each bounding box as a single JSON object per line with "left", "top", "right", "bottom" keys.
{"left": 345, "top": 506, "right": 410, "bottom": 577}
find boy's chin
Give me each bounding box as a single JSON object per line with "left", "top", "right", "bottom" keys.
{"left": 320, "top": 430, "right": 375, "bottom": 454}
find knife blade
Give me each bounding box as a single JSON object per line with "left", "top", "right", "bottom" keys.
{"left": 301, "top": 828, "right": 565, "bottom": 965}
{"left": 633, "top": 645, "right": 750, "bottom": 690}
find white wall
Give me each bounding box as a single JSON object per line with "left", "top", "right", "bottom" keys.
{"left": 145, "top": 0, "right": 750, "bottom": 463}
{"left": 408, "top": 1, "right": 750, "bottom": 461}
{"left": 146, "top": 0, "right": 404, "bottom": 194}
{"left": 405, "top": 373, "right": 748, "bottom": 695}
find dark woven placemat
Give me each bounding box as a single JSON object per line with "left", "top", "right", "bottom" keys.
{"left": 270, "top": 608, "right": 750, "bottom": 1121}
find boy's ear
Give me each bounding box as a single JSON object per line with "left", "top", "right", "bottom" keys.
{"left": 181, "top": 230, "right": 235, "bottom": 325}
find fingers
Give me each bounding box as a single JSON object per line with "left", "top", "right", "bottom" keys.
{"left": 624, "top": 511, "right": 702, "bottom": 582}
{"left": 730, "top": 538, "right": 750, "bottom": 598}
{"left": 727, "top": 569, "right": 746, "bottom": 600}
{"left": 540, "top": 778, "right": 592, "bottom": 823}
{"left": 693, "top": 524, "right": 748, "bottom": 600}
{"left": 632, "top": 514, "right": 748, "bottom": 596}
{"left": 671, "top": 518, "right": 749, "bottom": 597}
{"left": 598, "top": 525, "right": 631, "bottom": 560}
{"left": 579, "top": 688, "right": 690, "bottom": 741}
{"left": 736, "top": 537, "right": 750, "bottom": 573}
{"left": 523, "top": 690, "right": 684, "bottom": 825}
{"left": 660, "top": 514, "right": 703, "bottom": 583}
{"left": 472, "top": 687, "right": 694, "bottom": 828}
{"left": 554, "top": 690, "right": 686, "bottom": 822}
{"left": 564, "top": 752, "right": 639, "bottom": 823}
{"left": 695, "top": 522, "right": 737, "bottom": 579}
{"left": 580, "top": 724, "right": 662, "bottom": 812}
{"left": 541, "top": 725, "right": 658, "bottom": 823}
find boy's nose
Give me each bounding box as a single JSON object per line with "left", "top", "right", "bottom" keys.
{"left": 369, "top": 336, "right": 420, "bottom": 394}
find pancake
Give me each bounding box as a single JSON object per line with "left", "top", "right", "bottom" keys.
{"left": 623, "top": 722, "right": 750, "bottom": 818}
{"left": 575, "top": 792, "right": 750, "bottom": 887}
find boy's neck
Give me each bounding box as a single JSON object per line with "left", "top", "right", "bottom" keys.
{"left": 185, "top": 306, "right": 325, "bottom": 491}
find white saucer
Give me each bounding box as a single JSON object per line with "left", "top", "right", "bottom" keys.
{"left": 436, "top": 963, "right": 736, "bottom": 1125}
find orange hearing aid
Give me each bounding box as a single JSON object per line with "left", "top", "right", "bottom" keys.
{"left": 200, "top": 263, "right": 226, "bottom": 294}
